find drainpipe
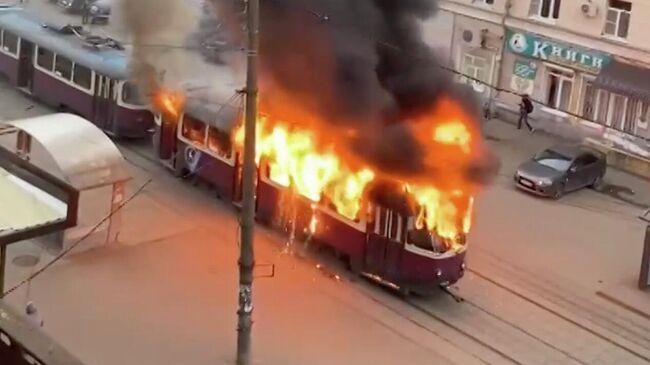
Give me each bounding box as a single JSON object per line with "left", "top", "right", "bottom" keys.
{"left": 490, "top": 0, "right": 512, "bottom": 105}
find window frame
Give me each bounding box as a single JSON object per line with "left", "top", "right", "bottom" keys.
{"left": 177, "top": 114, "right": 236, "bottom": 166}
{"left": 546, "top": 66, "right": 574, "bottom": 111}
{"left": 33, "top": 47, "right": 95, "bottom": 93}
{"left": 461, "top": 53, "right": 488, "bottom": 92}
{"left": 0, "top": 28, "right": 20, "bottom": 58}
{"left": 603, "top": 0, "right": 632, "bottom": 40}
{"left": 529, "top": 0, "right": 562, "bottom": 21}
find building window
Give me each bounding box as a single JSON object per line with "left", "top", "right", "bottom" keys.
{"left": 36, "top": 47, "right": 54, "bottom": 71}
{"left": 72, "top": 63, "right": 92, "bottom": 90}
{"left": 604, "top": 0, "right": 631, "bottom": 39}
{"left": 481, "top": 0, "right": 494, "bottom": 5}
{"left": 1, "top": 29, "right": 18, "bottom": 55}
{"left": 54, "top": 55, "right": 73, "bottom": 80}
{"left": 462, "top": 53, "right": 488, "bottom": 92}
{"left": 547, "top": 68, "right": 573, "bottom": 111}
{"left": 529, "top": 0, "right": 561, "bottom": 20}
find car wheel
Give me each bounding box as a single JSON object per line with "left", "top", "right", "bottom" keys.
{"left": 552, "top": 184, "right": 565, "bottom": 200}
{"left": 590, "top": 174, "right": 604, "bottom": 188}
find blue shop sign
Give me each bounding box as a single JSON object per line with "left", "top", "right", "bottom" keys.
{"left": 506, "top": 29, "right": 610, "bottom": 74}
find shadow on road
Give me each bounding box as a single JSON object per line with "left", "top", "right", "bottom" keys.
{"left": 595, "top": 183, "right": 650, "bottom": 210}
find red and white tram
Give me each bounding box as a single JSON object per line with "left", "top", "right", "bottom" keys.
{"left": 0, "top": 9, "right": 153, "bottom": 138}
{"left": 154, "top": 98, "right": 467, "bottom": 295}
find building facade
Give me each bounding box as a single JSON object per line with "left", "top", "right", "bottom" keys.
{"left": 440, "top": 0, "right": 650, "bottom": 139}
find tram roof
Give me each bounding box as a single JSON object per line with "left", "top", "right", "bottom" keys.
{"left": 184, "top": 97, "right": 242, "bottom": 132}
{"left": 0, "top": 9, "right": 128, "bottom": 80}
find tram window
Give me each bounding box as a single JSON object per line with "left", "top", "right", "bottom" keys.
{"left": 389, "top": 213, "right": 401, "bottom": 241}
{"left": 122, "top": 82, "right": 146, "bottom": 105}
{"left": 72, "top": 63, "right": 92, "bottom": 90}
{"left": 54, "top": 55, "right": 73, "bottom": 80}
{"left": 182, "top": 115, "right": 207, "bottom": 146}
{"left": 1, "top": 30, "right": 18, "bottom": 55}
{"left": 36, "top": 47, "right": 54, "bottom": 71}
{"left": 207, "top": 127, "right": 231, "bottom": 158}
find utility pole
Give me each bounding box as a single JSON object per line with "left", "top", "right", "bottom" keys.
{"left": 237, "top": 0, "right": 259, "bottom": 363}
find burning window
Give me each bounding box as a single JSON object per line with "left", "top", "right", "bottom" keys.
{"left": 181, "top": 115, "right": 207, "bottom": 146}
{"left": 207, "top": 127, "right": 232, "bottom": 158}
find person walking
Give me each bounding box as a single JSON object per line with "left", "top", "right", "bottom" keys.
{"left": 518, "top": 94, "right": 535, "bottom": 132}
{"left": 81, "top": 0, "right": 90, "bottom": 25}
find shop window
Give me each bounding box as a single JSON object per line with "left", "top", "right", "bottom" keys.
{"left": 582, "top": 80, "right": 595, "bottom": 119}
{"left": 529, "top": 0, "right": 561, "bottom": 20}
{"left": 637, "top": 102, "right": 649, "bottom": 130}
{"left": 1, "top": 29, "right": 18, "bottom": 55}
{"left": 73, "top": 63, "right": 92, "bottom": 90}
{"left": 609, "top": 94, "right": 628, "bottom": 129}
{"left": 207, "top": 126, "right": 232, "bottom": 158}
{"left": 461, "top": 53, "right": 487, "bottom": 92}
{"left": 595, "top": 89, "right": 610, "bottom": 124}
{"left": 547, "top": 68, "right": 573, "bottom": 111}
{"left": 54, "top": 55, "right": 73, "bottom": 81}
{"left": 604, "top": 0, "right": 631, "bottom": 39}
{"left": 182, "top": 115, "right": 207, "bottom": 146}
{"left": 36, "top": 47, "right": 54, "bottom": 71}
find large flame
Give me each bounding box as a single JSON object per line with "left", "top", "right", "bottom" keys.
{"left": 152, "top": 88, "right": 186, "bottom": 122}
{"left": 234, "top": 96, "right": 481, "bottom": 243}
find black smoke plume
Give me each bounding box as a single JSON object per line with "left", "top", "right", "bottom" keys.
{"left": 214, "top": 0, "right": 499, "bottom": 185}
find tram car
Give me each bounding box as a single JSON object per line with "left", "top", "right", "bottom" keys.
{"left": 0, "top": 9, "right": 153, "bottom": 138}
{"left": 154, "top": 97, "right": 467, "bottom": 295}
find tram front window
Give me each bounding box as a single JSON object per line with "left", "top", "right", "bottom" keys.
{"left": 122, "top": 82, "right": 147, "bottom": 106}
{"left": 407, "top": 229, "right": 447, "bottom": 253}
{"left": 207, "top": 127, "right": 231, "bottom": 158}
{"left": 182, "top": 115, "right": 207, "bottom": 146}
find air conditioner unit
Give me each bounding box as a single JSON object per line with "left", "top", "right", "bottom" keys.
{"left": 581, "top": 1, "right": 599, "bottom": 18}
{"left": 461, "top": 29, "right": 487, "bottom": 49}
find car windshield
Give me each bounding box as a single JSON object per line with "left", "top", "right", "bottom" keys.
{"left": 534, "top": 149, "right": 573, "bottom": 172}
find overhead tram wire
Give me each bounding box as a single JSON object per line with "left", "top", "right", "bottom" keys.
{"left": 0, "top": 179, "right": 154, "bottom": 299}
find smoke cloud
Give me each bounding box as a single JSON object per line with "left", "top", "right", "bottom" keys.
{"left": 215, "top": 0, "right": 499, "bottom": 185}
{"left": 115, "top": 0, "right": 244, "bottom": 108}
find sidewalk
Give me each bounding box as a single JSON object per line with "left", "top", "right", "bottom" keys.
{"left": 494, "top": 102, "right": 650, "bottom": 180}
{"left": 484, "top": 112, "right": 650, "bottom": 211}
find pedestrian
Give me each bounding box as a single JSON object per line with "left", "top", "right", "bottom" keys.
{"left": 518, "top": 94, "right": 535, "bottom": 132}
{"left": 25, "top": 301, "right": 44, "bottom": 328}
{"left": 81, "top": 0, "right": 90, "bottom": 25}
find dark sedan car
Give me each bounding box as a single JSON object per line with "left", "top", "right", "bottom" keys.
{"left": 514, "top": 144, "right": 606, "bottom": 198}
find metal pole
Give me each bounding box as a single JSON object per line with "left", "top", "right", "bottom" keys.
{"left": 0, "top": 245, "right": 6, "bottom": 294}
{"left": 237, "top": 0, "right": 259, "bottom": 363}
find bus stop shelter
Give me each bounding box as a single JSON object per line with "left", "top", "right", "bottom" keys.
{"left": 0, "top": 113, "right": 131, "bottom": 293}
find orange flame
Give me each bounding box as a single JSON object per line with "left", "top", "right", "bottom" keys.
{"left": 152, "top": 89, "right": 185, "bottom": 122}
{"left": 234, "top": 95, "right": 482, "bottom": 244}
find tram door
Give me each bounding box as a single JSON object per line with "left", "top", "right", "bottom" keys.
{"left": 93, "top": 75, "right": 114, "bottom": 131}
{"left": 16, "top": 40, "right": 34, "bottom": 92}
{"left": 366, "top": 207, "right": 403, "bottom": 276}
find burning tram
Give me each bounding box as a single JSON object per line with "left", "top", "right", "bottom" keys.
{"left": 0, "top": 9, "right": 153, "bottom": 138}
{"left": 153, "top": 96, "right": 472, "bottom": 295}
